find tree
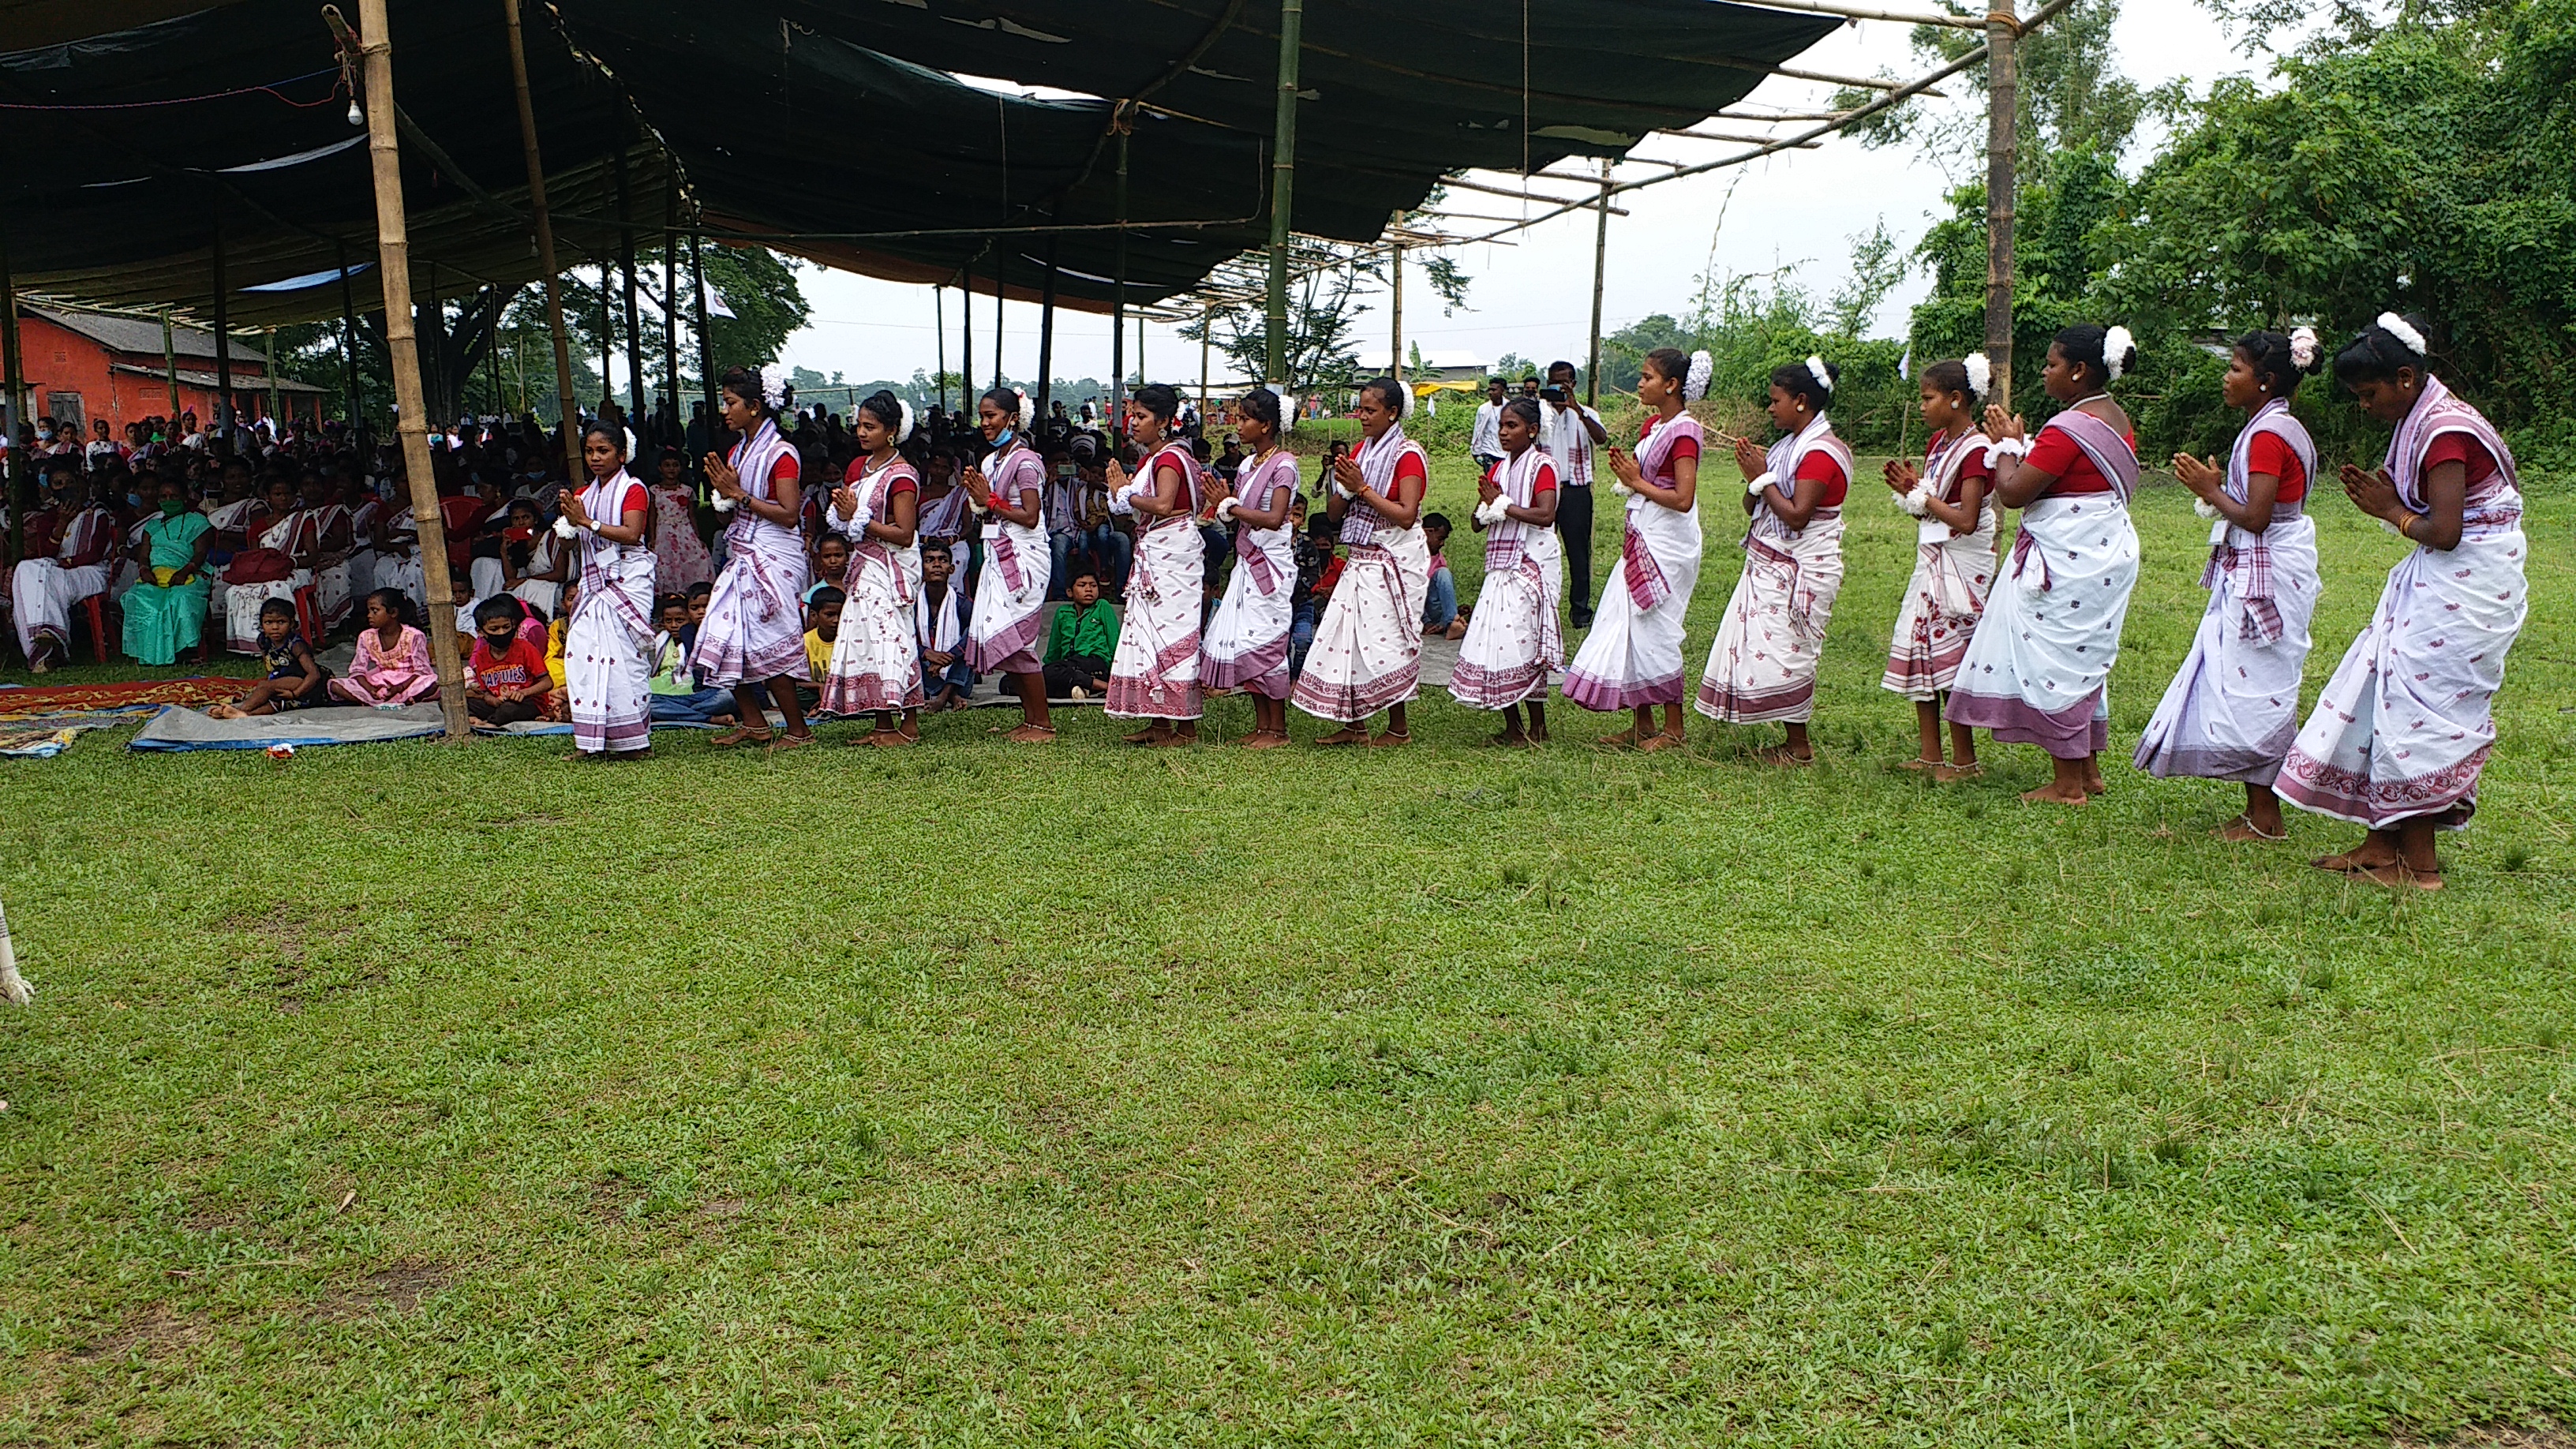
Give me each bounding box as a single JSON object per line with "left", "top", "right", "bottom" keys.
{"left": 1180, "top": 249, "right": 1372, "bottom": 392}
{"left": 1837, "top": 0, "right": 2146, "bottom": 183}
{"left": 2098, "top": 0, "right": 2576, "bottom": 441}
{"left": 1827, "top": 220, "right": 1907, "bottom": 339}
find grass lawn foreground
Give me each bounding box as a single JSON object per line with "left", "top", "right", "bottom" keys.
{"left": 2, "top": 450, "right": 2572, "bottom": 1445}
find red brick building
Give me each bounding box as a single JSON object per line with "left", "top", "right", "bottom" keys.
{"left": 17, "top": 305, "right": 333, "bottom": 436}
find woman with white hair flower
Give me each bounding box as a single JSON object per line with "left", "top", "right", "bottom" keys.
{"left": 2135, "top": 328, "right": 2326, "bottom": 839}
{"left": 1290, "top": 376, "right": 1431, "bottom": 746}
{"left": 1879, "top": 354, "right": 1998, "bottom": 780}
{"left": 1696, "top": 354, "right": 1853, "bottom": 765}
{"left": 696, "top": 362, "right": 816, "bottom": 749}
{"left": 961, "top": 386, "right": 1056, "bottom": 743}
{"left": 1562, "top": 346, "right": 1706, "bottom": 751}
{"left": 819, "top": 389, "right": 927, "bottom": 746}
{"left": 1945, "top": 323, "right": 2144, "bottom": 806}
{"left": 2275, "top": 312, "right": 2528, "bottom": 891}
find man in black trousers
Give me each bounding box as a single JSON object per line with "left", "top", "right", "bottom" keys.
{"left": 1541, "top": 359, "right": 1608, "bottom": 629}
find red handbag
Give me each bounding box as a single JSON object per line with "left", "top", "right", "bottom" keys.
{"left": 223, "top": 548, "right": 293, "bottom": 585}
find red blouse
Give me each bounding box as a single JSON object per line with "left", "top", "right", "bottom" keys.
{"left": 2246, "top": 432, "right": 2306, "bottom": 504}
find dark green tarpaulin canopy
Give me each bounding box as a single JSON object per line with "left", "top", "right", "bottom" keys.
{"left": 0, "top": 0, "right": 1836, "bottom": 323}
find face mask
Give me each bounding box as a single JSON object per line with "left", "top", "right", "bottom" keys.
{"left": 161, "top": 497, "right": 188, "bottom": 517}
{"left": 991, "top": 428, "right": 1015, "bottom": 450}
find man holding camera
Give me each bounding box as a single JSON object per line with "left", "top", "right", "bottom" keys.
{"left": 1470, "top": 377, "right": 1508, "bottom": 477}
{"left": 1539, "top": 360, "right": 1608, "bottom": 628}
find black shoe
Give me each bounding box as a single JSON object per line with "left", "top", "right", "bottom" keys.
{"left": 1569, "top": 610, "right": 1595, "bottom": 630}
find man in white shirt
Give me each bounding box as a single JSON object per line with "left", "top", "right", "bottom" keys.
{"left": 1469, "top": 377, "right": 1507, "bottom": 476}
{"left": 1539, "top": 360, "right": 1608, "bottom": 628}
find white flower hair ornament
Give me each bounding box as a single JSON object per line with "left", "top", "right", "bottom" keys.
{"left": 2375, "top": 311, "right": 2428, "bottom": 358}
{"left": 1684, "top": 350, "right": 1713, "bottom": 402}
{"left": 1804, "top": 354, "right": 1833, "bottom": 395}
{"left": 1395, "top": 380, "right": 1417, "bottom": 420}
{"left": 758, "top": 362, "right": 792, "bottom": 412}
{"left": 894, "top": 398, "right": 916, "bottom": 447}
{"left": 1963, "top": 351, "right": 1992, "bottom": 401}
{"left": 2102, "top": 327, "right": 2136, "bottom": 383}
{"left": 2288, "top": 327, "right": 2320, "bottom": 373}
{"left": 1016, "top": 390, "right": 1036, "bottom": 432}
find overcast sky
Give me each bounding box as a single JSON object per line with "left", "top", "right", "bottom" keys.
{"left": 774, "top": 1, "right": 2267, "bottom": 390}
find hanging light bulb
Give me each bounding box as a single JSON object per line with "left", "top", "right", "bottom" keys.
{"left": 347, "top": 95, "right": 363, "bottom": 126}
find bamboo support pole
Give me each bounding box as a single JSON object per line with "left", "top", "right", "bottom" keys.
{"left": 339, "top": 0, "right": 470, "bottom": 737}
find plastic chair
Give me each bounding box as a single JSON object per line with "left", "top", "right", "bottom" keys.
{"left": 76, "top": 594, "right": 110, "bottom": 662}
{"left": 294, "top": 583, "right": 322, "bottom": 646}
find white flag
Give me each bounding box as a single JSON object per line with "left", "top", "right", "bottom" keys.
{"left": 1897, "top": 343, "right": 1912, "bottom": 380}
{"left": 706, "top": 288, "right": 737, "bottom": 320}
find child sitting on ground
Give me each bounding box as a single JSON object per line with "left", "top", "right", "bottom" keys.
{"left": 538, "top": 579, "right": 576, "bottom": 721}
{"left": 803, "top": 585, "right": 845, "bottom": 712}
{"left": 1420, "top": 511, "right": 1466, "bottom": 639}
{"left": 1041, "top": 566, "right": 1120, "bottom": 698}
{"left": 917, "top": 541, "right": 973, "bottom": 711}
{"left": 327, "top": 587, "right": 436, "bottom": 706}
{"left": 649, "top": 590, "right": 738, "bottom": 726}
{"left": 808, "top": 534, "right": 849, "bottom": 605}
{"left": 464, "top": 593, "right": 553, "bottom": 725}
{"left": 209, "top": 597, "right": 331, "bottom": 717}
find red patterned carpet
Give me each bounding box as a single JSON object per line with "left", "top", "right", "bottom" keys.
{"left": 0, "top": 677, "right": 240, "bottom": 721}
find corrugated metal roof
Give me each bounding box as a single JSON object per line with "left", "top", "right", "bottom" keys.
{"left": 29, "top": 306, "right": 268, "bottom": 366}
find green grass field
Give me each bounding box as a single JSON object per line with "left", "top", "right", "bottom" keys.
{"left": 2, "top": 451, "right": 2571, "bottom": 1446}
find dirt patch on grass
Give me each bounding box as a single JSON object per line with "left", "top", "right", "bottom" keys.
{"left": 2402, "top": 1422, "right": 2574, "bottom": 1448}
{"left": 309, "top": 1260, "right": 449, "bottom": 1320}
{"left": 66, "top": 1307, "right": 205, "bottom": 1361}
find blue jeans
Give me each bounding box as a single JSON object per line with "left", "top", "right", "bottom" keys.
{"left": 1088, "top": 525, "right": 1132, "bottom": 592}
{"left": 1422, "top": 566, "right": 1457, "bottom": 631}
{"left": 923, "top": 652, "right": 975, "bottom": 699}
{"left": 650, "top": 686, "right": 736, "bottom": 724}
{"left": 1290, "top": 598, "right": 1319, "bottom": 680}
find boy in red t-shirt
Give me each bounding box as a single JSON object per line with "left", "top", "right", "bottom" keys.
{"left": 464, "top": 596, "right": 553, "bottom": 725}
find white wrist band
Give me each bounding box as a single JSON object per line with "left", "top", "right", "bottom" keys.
{"left": 2192, "top": 498, "right": 2222, "bottom": 520}
{"left": 1983, "top": 437, "right": 2028, "bottom": 469}
{"left": 1747, "top": 470, "right": 1776, "bottom": 498}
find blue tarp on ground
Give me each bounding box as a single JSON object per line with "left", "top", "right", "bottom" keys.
{"left": 129, "top": 704, "right": 448, "bottom": 752}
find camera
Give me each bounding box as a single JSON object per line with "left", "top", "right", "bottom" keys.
{"left": 1541, "top": 384, "right": 1568, "bottom": 405}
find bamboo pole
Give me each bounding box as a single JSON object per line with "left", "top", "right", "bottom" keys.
{"left": 1586, "top": 159, "right": 1609, "bottom": 408}
{"left": 1983, "top": 4, "right": 2019, "bottom": 407}
{"left": 991, "top": 248, "right": 1006, "bottom": 393}
{"left": 212, "top": 206, "right": 234, "bottom": 446}
{"left": 689, "top": 228, "right": 714, "bottom": 436}
{"left": 616, "top": 145, "right": 645, "bottom": 425}
{"left": 1389, "top": 240, "right": 1403, "bottom": 383}
{"left": 500, "top": 0, "right": 580, "bottom": 437}
{"left": 1, "top": 219, "right": 23, "bottom": 567}
{"left": 1111, "top": 125, "right": 1129, "bottom": 437}
{"left": 1264, "top": 0, "right": 1303, "bottom": 388}
{"left": 342, "top": 0, "right": 470, "bottom": 738}
{"left": 161, "top": 306, "right": 182, "bottom": 421}
{"left": 265, "top": 327, "right": 279, "bottom": 431}
{"left": 335, "top": 242, "right": 361, "bottom": 428}
{"left": 934, "top": 285, "right": 947, "bottom": 414}
{"left": 661, "top": 179, "right": 680, "bottom": 440}
{"left": 1199, "top": 305, "right": 1211, "bottom": 417}
{"left": 1035, "top": 244, "right": 1057, "bottom": 421}
{"left": 961, "top": 261, "right": 975, "bottom": 415}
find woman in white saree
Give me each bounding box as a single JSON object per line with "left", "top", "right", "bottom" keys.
{"left": 961, "top": 387, "right": 1055, "bottom": 743}
{"left": 1945, "top": 324, "right": 2144, "bottom": 807}
{"left": 2278, "top": 313, "right": 2529, "bottom": 892}
{"left": 1289, "top": 377, "right": 1432, "bottom": 747}
{"left": 1697, "top": 354, "right": 1853, "bottom": 765}
{"left": 1563, "top": 347, "right": 1705, "bottom": 751}
{"left": 556, "top": 423, "right": 661, "bottom": 760}
{"left": 2134, "top": 329, "right": 2326, "bottom": 840}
